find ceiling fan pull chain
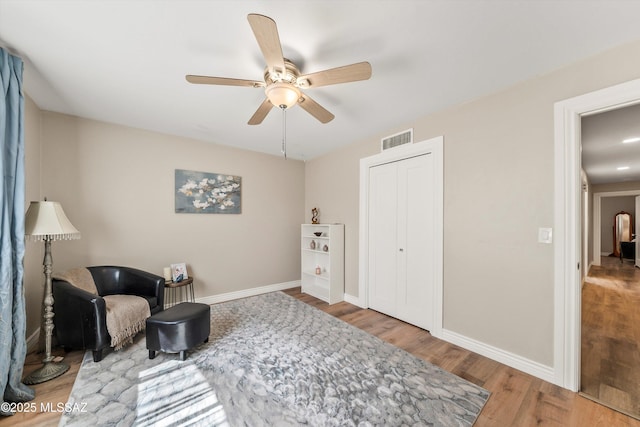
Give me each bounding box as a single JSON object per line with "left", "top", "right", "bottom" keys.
{"left": 281, "top": 105, "right": 287, "bottom": 159}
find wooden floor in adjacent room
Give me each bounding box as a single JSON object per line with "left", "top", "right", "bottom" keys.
{"left": 581, "top": 256, "right": 640, "bottom": 419}
{"left": 3, "top": 286, "right": 639, "bottom": 426}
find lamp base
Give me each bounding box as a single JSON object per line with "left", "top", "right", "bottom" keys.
{"left": 23, "top": 361, "right": 69, "bottom": 385}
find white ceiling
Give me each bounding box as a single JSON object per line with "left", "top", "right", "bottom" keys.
{"left": 582, "top": 103, "right": 640, "bottom": 185}
{"left": 2, "top": 1, "right": 640, "bottom": 160}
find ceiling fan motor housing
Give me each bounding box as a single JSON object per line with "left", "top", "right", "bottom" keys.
{"left": 264, "top": 58, "right": 300, "bottom": 85}
{"left": 264, "top": 59, "right": 304, "bottom": 108}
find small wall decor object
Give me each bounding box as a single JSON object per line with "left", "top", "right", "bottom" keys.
{"left": 171, "top": 263, "right": 188, "bottom": 282}
{"left": 175, "top": 169, "right": 241, "bottom": 214}
{"left": 311, "top": 207, "right": 319, "bottom": 224}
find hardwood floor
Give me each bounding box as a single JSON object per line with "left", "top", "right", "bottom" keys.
{"left": 2, "top": 287, "right": 639, "bottom": 426}
{"left": 581, "top": 256, "right": 640, "bottom": 418}
{"left": 1, "top": 349, "right": 84, "bottom": 427}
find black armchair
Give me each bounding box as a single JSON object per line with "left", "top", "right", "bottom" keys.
{"left": 52, "top": 266, "right": 164, "bottom": 362}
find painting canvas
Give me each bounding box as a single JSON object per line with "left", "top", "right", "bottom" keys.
{"left": 175, "top": 169, "right": 241, "bottom": 214}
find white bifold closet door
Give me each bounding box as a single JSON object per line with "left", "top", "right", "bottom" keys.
{"left": 367, "top": 153, "right": 434, "bottom": 331}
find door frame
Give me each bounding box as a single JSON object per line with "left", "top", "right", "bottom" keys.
{"left": 554, "top": 77, "right": 640, "bottom": 390}
{"left": 358, "top": 136, "right": 444, "bottom": 338}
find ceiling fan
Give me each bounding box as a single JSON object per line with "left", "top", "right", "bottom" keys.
{"left": 186, "top": 13, "right": 372, "bottom": 125}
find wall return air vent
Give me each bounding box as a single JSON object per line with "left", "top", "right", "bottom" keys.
{"left": 381, "top": 128, "right": 413, "bottom": 151}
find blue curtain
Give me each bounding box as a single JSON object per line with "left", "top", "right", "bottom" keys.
{"left": 0, "top": 48, "right": 35, "bottom": 416}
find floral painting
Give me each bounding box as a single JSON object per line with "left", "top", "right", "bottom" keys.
{"left": 175, "top": 169, "right": 241, "bottom": 214}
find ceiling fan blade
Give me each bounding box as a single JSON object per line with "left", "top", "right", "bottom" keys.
{"left": 297, "top": 62, "right": 372, "bottom": 88}
{"left": 248, "top": 98, "right": 274, "bottom": 125}
{"left": 247, "top": 14, "right": 286, "bottom": 75}
{"left": 186, "top": 75, "right": 265, "bottom": 88}
{"left": 298, "top": 94, "right": 335, "bottom": 124}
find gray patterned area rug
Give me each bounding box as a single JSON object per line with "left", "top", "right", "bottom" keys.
{"left": 60, "top": 291, "right": 489, "bottom": 426}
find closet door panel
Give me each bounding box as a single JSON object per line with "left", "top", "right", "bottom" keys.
{"left": 398, "top": 154, "right": 433, "bottom": 330}
{"left": 368, "top": 162, "right": 398, "bottom": 315}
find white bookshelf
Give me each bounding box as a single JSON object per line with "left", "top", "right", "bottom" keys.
{"left": 301, "top": 224, "right": 344, "bottom": 304}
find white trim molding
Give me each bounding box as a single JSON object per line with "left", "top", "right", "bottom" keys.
{"left": 441, "top": 329, "right": 555, "bottom": 384}
{"left": 26, "top": 328, "right": 40, "bottom": 352}
{"left": 343, "top": 293, "right": 364, "bottom": 307}
{"left": 358, "top": 136, "right": 444, "bottom": 338}
{"left": 196, "top": 280, "right": 300, "bottom": 305}
{"left": 554, "top": 77, "right": 640, "bottom": 390}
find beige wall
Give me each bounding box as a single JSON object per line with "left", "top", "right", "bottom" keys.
{"left": 20, "top": 112, "right": 305, "bottom": 338}
{"left": 304, "top": 140, "right": 375, "bottom": 298}
{"left": 591, "top": 180, "right": 640, "bottom": 194}
{"left": 305, "top": 39, "right": 640, "bottom": 367}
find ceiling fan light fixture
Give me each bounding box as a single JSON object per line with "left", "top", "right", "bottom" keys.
{"left": 265, "top": 82, "right": 301, "bottom": 109}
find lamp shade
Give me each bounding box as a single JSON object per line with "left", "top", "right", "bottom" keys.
{"left": 265, "top": 82, "right": 301, "bottom": 109}
{"left": 25, "top": 201, "right": 81, "bottom": 241}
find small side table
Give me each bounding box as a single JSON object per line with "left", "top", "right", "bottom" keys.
{"left": 165, "top": 277, "right": 195, "bottom": 308}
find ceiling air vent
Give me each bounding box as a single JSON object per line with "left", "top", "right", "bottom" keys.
{"left": 381, "top": 128, "right": 413, "bottom": 151}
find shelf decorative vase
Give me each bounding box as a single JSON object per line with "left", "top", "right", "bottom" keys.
{"left": 323, "top": 244, "right": 329, "bottom": 252}
{"left": 315, "top": 266, "right": 321, "bottom": 275}
{"left": 310, "top": 240, "right": 316, "bottom": 250}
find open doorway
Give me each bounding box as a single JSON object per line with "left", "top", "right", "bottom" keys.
{"left": 580, "top": 106, "right": 640, "bottom": 417}
{"left": 553, "top": 77, "right": 640, "bottom": 398}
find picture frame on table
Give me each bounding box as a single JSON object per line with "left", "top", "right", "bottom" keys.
{"left": 171, "top": 263, "right": 188, "bottom": 282}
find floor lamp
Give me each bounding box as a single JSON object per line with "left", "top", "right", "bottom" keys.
{"left": 23, "top": 200, "right": 80, "bottom": 385}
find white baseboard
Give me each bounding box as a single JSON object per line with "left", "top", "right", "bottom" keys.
{"left": 343, "top": 293, "right": 364, "bottom": 307}
{"left": 26, "top": 328, "right": 40, "bottom": 352}
{"left": 441, "top": 328, "right": 556, "bottom": 384}
{"left": 196, "top": 280, "right": 300, "bottom": 305}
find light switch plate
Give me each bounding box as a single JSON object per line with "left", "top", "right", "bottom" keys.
{"left": 538, "top": 227, "right": 553, "bottom": 244}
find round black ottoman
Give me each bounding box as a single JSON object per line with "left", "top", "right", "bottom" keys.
{"left": 146, "top": 302, "right": 210, "bottom": 361}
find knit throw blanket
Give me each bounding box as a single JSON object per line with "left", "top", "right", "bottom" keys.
{"left": 53, "top": 268, "right": 151, "bottom": 351}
